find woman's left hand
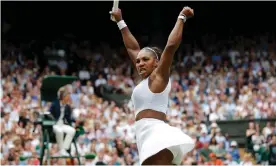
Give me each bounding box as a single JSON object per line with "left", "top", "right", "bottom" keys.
{"left": 180, "top": 6, "right": 194, "bottom": 18}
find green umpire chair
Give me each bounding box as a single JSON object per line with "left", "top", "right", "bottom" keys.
{"left": 37, "top": 76, "right": 82, "bottom": 165}
{"left": 20, "top": 76, "right": 96, "bottom": 165}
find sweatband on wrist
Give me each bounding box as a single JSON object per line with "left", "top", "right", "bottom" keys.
{"left": 178, "top": 15, "right": 187, "bottom": 23}
{"left": 117, "top": 20, "right": 127, "bottom": 30}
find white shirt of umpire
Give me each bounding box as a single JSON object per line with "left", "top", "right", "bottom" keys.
{"left": 53, "top": 103, "right": 76, "bottom": 151}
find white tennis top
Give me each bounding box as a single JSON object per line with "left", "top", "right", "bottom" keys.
{"left": 131, "top": 77, "right": 171, "bottom": 117}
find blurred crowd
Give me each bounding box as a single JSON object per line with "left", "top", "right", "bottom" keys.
{"left": 1, "top": 33, "right": 276, "bottom": 165}
{"left": 245, "top": 121, "right": 276, "bottom": 165}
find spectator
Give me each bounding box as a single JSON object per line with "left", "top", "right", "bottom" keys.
{"left": 224, "top": 153, "right": 239, "bottom": 166}
{"left": 262, "top": 122, "right": 273, "bottom": 139}
{"left": 215, "top": 128, "right": 226, "bottom": 144}
{"left": 254, "top": 143, "right": 269, "bottom": 165}
{"left": 252, "top": 130, "right": 265, "bottom": 147}
{"left": 228, "top": 141, "right": 240, "bottom": 162}
{"left": 91, "top": 150, "right": 110, "bottom": 165}
{"left": 205, "top": 152, "right": 223, "bottom": 165}
{"left": 199, "top": 130, "right": 211, "bottom": 144}
{"left": 199, "top": 143, "right": 212, "bottom": 162}
{"left": 214, "top": 142, "right": 227, "bottom": 160}
{"left": 239, "top": 153, "right": 253, "bottom": 166}
{"left": 209, "top": 137, "right": 218, "bottom": 152}
{"left": 224, "top": 133, "right": 231, "bottom": 152}
{"left": 269, "top": 135, "right": 276, "bottom": 165}
{"left": 95, "top": 74, "right": 107, "bottom": 88}
{"left": 195, "top": 136, "right": 204, "bottom": 150}
{"left": 246, "top": 122, "right": 256, "bottom": 154}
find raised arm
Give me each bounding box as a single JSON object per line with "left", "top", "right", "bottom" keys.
{"left": 110, "top": 8, "right": 140, "bottom": 65}
{"left": 155, "top": 7, "right": 194, "bottom": 79}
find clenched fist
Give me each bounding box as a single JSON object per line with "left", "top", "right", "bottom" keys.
{"left": 180, "top": 6, "right": 194, "bottom": 18}
{"left": 109, "top": 8, "right": 123, "bottom": 23}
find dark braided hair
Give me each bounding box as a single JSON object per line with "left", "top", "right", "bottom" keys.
{"left": 149, "top": 46, "right": 162, "bottom": 60}
{"left": 143, "top": 46, "right": 163, "bottom": 60}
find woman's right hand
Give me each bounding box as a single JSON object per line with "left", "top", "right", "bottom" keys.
{"left": 110, "top": 8, "right": 123, "bottom": 22}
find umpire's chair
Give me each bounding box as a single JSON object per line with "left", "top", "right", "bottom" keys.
{"left": 35, "top": 76, "right": 82, "bottom": 165}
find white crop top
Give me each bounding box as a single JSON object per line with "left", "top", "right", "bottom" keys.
{"left": 131, "top": 77, "right": 171, "bottom": 117}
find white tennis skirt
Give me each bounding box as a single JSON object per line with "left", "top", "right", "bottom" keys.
{"left": 135, "top": 118, "right": 195, "bottom": 165}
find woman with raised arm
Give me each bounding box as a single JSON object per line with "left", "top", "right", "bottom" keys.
{"left": 110, "top": 6, "right": 195, "bottom": 165}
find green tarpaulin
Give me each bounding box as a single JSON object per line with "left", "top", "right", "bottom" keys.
{"left": 217, "top": 118, "right": 276, "bottom": 146}
{"left": 40, "top": 76, "right": 77, "bottom": 102}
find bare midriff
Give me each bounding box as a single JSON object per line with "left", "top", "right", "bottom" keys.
{"left": 135, "top": 109, "right": 167, "bottom": 121}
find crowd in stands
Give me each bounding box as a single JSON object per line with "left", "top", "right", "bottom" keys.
{"left": 1, "top": 33, "right": 276, "bottom": 165}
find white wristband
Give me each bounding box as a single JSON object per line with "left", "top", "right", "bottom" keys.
{"left": 178, "top": 15, "right": 187, "bottom": 23}
{"left": 117, "top": 20, "right": 127, "bottom": 30}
